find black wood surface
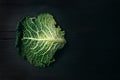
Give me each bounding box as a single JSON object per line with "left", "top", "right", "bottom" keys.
{"left": 0, "top": 0, "right": 120, "bottom": 80}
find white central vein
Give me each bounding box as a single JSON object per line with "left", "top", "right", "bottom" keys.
{"left": 22, "top": 37, "right": 65, "bottom": 43}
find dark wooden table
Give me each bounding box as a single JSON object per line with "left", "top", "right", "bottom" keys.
{"left": 0, "top": 0, "right": 120, "bottom": 80}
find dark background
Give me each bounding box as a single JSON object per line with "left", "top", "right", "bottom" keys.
{"left": 0, "top": 0, "right": 120, "bottom": 80}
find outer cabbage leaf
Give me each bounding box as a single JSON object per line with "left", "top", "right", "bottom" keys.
{"left": 16, "top": 13, "right": 66, "bottom": 67}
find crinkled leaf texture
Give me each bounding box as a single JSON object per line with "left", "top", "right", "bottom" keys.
{"left": 16, "top": 13, "right": 66, "bottom": 67}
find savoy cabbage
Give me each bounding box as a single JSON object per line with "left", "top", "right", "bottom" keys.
{"left": 16, "top": 13, "right": 66, "bottom": 67}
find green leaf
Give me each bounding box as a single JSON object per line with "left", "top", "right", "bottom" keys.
{"left": 16, "top": 13, "right": 66, "bottom": 67}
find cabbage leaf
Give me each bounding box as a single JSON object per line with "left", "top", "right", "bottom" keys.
{"left": 16, "top": 13, "right": 66, "bottom": 67}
